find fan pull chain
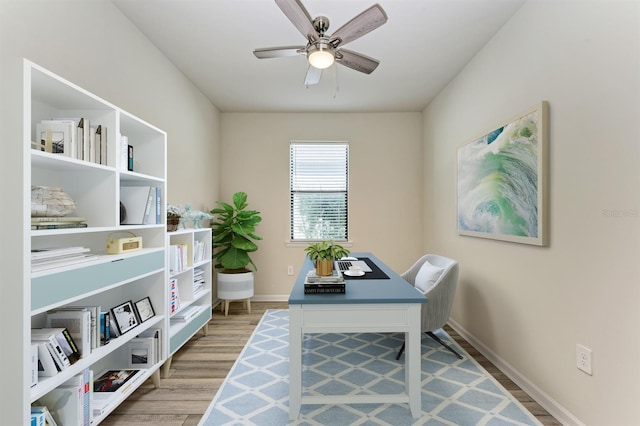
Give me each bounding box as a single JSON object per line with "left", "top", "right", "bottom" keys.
{"left": 332, "top": 64, "right": 339, "bottom": 98}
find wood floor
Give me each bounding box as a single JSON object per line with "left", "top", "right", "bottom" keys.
{"left": 101, "top": 302, "right": 560, "bottom": 426}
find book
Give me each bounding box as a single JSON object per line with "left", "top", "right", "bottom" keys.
{"left": 31, "top": 246, "right": 89, "bottom": 260}
{"left": 119, "top": 134, "right": 128, "bottom": 171}
{"left": 127, "top": 144, "right": 134, "bottom": 171}
{"left": 35, "top": 342, "right": 59, "bottom": 377}
{"left": 93, "top": 369, "right": 142, "bottom": 393}
{"left": 304, "top": 269, "right": 345, "bottom": 284}
{"left": 99, "top": 311, "right": 110, "bottom": 345}
{"left": 31, "top": 329, "right": 71, "bottom": 371}
{"left": 155, "top": 187, "right": 161, "bottom": 224}
{"left": 41, "top": 327, "right": 81, "bottom": 364}
{"left": 79, "top": 118, "right": 91, "bottom": 162}
{"left": 143, "top": 186, "right": 155, "bottom": 224}
{"left": 31, "top": 254, "right": 98, "bottom": 272}
{"left": 120, "top": 186, "right": 152, "bottom": 224}
{"left": 31, "top": 216, "right": 87, "bottom": 223}
{"left": 36, "top": 380, "right": 84, "bottom": 425}
{"left": 46, "top": 305, "right": 100, "bottom": 350}
{"left": 96, "top": 125, "right": 107, "bottom": 166}
{"left": 109, "top": 314, "right": 120, "bottom": 338}
{"left": 46, "top": 309, "right": 92, "bottom": 358}
{"left": 172, "top": 305, "right": 200, "bottom": 322}
{"left": 169, "top": 278, "right": 180, "bottom": 314}
{"left": 31, "top": 406, "right": 58, "bottom": 426}
{"left": 62, "top": 369, "right": 91, "bottom": 426}
{"left": 31, "top": 223, "right": 88, "bottom": 230}
{"left": 31, "top": 343, "right": 39, "bottom": 386}
{"left": 304, "top": 284, "right": 346, "bottom": 294}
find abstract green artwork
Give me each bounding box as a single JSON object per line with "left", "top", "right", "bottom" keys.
{"left": 457, "top": 101, "right": 548, "bottom": 246}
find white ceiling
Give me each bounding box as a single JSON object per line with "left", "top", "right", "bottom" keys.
{"left": 113, "top": 0, "right": 525, "bottom": 113}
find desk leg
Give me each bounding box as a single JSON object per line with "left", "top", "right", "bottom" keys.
{"left": 289, "top": 305, "right": 302, "bottom": 420}
{"left": 406, "top": 305, "right": 422, "bottom": 418}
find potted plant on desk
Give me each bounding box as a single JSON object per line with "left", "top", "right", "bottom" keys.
{"left": 305, "top": 240, "right": 350, "bottom": 276}
{"left": 210, "top": 192, "right": 262, "bottom": 315}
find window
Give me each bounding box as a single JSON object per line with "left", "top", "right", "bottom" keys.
{"left": 290, "top": 142, "right": 349, "bottom": 241}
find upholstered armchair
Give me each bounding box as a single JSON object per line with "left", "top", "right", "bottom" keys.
{"left": 396, "top": 254, "right": 462, "bottom": 360}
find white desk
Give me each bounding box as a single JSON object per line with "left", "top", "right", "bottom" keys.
{"left": 288, "top": 252, "right": 427, "bottom": 420}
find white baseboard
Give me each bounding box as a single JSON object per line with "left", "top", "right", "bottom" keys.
{"left": 448, "top": 318, "right": 584, "bottom": 426}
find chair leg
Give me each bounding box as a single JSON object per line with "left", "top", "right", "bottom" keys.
{"left": 395, "top": 342, "right": 405, "bottom": 360}
{"left": 427, "top": 331, "right": 463, "bottom": 359}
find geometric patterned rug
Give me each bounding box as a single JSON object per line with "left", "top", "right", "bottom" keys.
{"left": 200, "top": 309, "right": 542, "bottom": 426}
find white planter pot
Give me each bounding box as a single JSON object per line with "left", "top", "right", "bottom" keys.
{"left": 217, "top": 271, "right": 254, "bottom": 300}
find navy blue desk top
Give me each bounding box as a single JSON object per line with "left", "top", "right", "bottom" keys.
{"left": 289, "top": 252, "right": 427, "bottom": 305}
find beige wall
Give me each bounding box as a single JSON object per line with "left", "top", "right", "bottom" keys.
{"left": 220, "top": 112, "right": 423, "bottom": 298}
{"left": 0, "top": 1, "right": 219, "bottom": 423}
{"left": 423, "top": 1, "right": 640, "bottom": 424}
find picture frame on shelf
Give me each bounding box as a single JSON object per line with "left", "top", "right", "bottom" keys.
{"left": 127, "top": 338, "right": 156, "bottom": 369}
{"left": 134, "top": 297, "right": 155, "bottom": 323}
{"left": 111, "top": 300, "right": 139, "bottom": 335}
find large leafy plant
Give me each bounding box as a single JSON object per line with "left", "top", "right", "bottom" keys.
{"left": 210, "top": 192, "right": 262, "bottom": 272}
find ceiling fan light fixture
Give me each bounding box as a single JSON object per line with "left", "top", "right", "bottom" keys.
{"left": 307, "top": 42, "right": 335, "bottom": 69}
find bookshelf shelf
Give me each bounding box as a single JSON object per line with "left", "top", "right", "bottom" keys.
{"left": 163, "top": 227, "right": 212, "bottom": 377}
{"left": 21, "top": 59, "right": 168, "bottom": 425}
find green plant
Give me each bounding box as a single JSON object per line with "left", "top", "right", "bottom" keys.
{"left": 210, "top": 192, "right": 262, "bottom": 272}
{"left": 304, "top": 240, "right": 350, "bottom": 261}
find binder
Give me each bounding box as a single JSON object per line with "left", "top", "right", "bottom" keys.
{"left": 120, "top": 186, "right": 152, "bottom": 224}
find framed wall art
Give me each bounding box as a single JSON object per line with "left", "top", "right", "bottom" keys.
{"left": 457, "top": 101, "right": 549, "bottom": 246}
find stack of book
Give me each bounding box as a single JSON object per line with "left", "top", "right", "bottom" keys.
{"left": 172, "top": 305, "right": 201, "bottom": 322}
{"left": 33, "top": 118, "right": 107, "bottom": 166}
{"left": 304, "top": 270, "right": 346, "bottom": 294}
{"left": 31, "top": 246, "right": 98, "bottom": 272}
{"left": 193, "top": 268, "right": 205, "bottom": 295}
{"left": 31, "top": 216, "right": 88, "bottom": 230}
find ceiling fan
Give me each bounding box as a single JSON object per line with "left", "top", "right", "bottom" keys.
{"left": 253, "top": 0, "right": 388, "bottom": 86}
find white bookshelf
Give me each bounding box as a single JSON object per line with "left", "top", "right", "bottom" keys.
{"left": 24, "top": 59, "right": 168, "bottom": 424}
{"left": 162, "top": 227, "right": 212, "bottom": 377}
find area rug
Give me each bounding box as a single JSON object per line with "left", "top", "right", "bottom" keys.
{"left": 200, "top": 309, "right": 541, "bottom": 426}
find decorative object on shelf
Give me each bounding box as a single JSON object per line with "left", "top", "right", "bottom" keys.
{"left": 167, "top": 204, "right": 214, "bottom": 229}
{"left": 106, "top": 231, "right": 143, "bottom": 254}
{"left": 210, "top": 192, "right": 262, "bottom": 315}
{"left": 110, "top": 300, "right": 139, "bottom": 335}
{"left": 167, "top": 205, "right": 181, "bottom": 232}
{"left": 31, "top": 185, "right": 76, "bottom": 217}
{"left": 134, "top": 297, "right": 155, "bottom": 323}
{"left": 120, "top": 201, "right": 127, "bottom": 224}
{"left": 304, "top": 240, "right": 350, "bottom": 276}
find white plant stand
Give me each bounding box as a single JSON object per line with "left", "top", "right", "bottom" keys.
{"left": 217, "top": 271, "right": 254, "bottom": 316}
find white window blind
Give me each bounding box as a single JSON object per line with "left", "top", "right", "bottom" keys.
{"left": 290, "top": 142, "right": 349, "bottom": 241}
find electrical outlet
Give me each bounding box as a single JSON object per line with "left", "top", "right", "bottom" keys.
{"left": 287, "top": 265, "right": 294, "bottom": 276}
{"left": 576, "top": 344, "right": 593, "bottom": 375}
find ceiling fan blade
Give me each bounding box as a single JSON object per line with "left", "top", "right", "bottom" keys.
{"left": 253, "top": 46, "right": 305, "bottom": 59}
{"left": 335, "top": 49, "right": 380, "bottom": 74}
{"left": 275, "top": 0, "right": 319, "bottom": 42}
{"left": 330, "top": 4, "right": 387, "bottom": 47}
{"left": 304, "top": 65, "right": 322, "bottom": 85}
